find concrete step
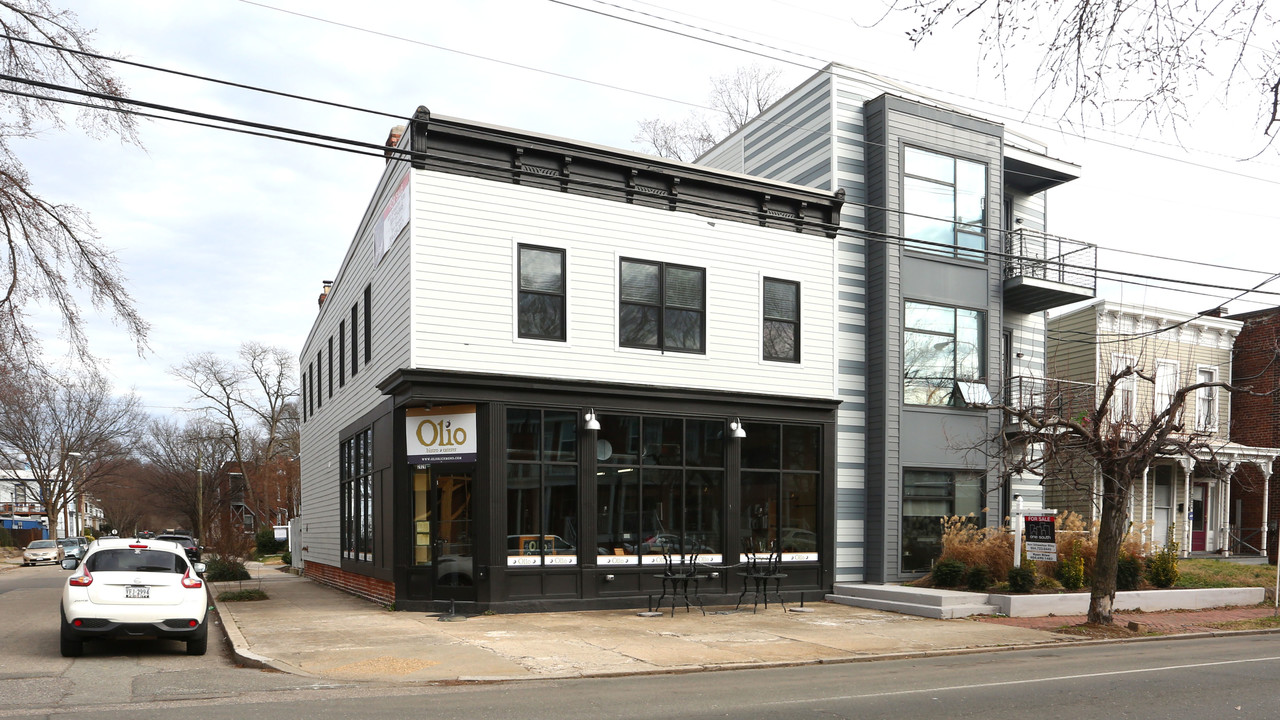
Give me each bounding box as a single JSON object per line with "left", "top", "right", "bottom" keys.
{"left": 828, "top": 583, "right": 999, "bottom": 619}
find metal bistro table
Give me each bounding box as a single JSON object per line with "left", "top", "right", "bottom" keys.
{"left": 649, "top": 549, "right": 708, "bottom": 617}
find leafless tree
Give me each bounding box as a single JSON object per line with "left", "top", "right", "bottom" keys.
{"left": 90, "top": 458, "right": 155, "bottom": 535}
{"left": 882, "top": 0, "right": 1280, "bottom": 149}
{"left": 0, "top": 367, "right": 145, "bottom": 537}
{"left": 0, "top": 0, "right": 147, "bottom": 369}
{"left": 136, "top": 416, "right": 233, "bottom": 540}
{"left": 992, "top": 362, "right": 1266, "bottom": 625}
{"left": 171, "top": 342, "right": 299, "bottom": 530}
{"left": 635, "top": 64, "right": 784, "bottom": 161}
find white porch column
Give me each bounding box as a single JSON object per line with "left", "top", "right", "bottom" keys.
{"left": 1262, "top": 462, "right": 1274, "bottom": 559}
{"left": 1221, "top": 463, "right": 1237, "bottom": 555}
{"left": 1141, "top": 465, "right": 1150, "bottom": 546}
{"left": 1179, "top": 457, "right": 1195, "bottom": 556}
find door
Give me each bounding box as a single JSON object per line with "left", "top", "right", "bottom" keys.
{"left": 1152, "top": 468, "right": 1172, "bottom": 548}
{"left": 412, "top": 464, "right": 476, "bottom": 601}
{"left": 1191, "top": 483, "right": 1209, "bottom": 552}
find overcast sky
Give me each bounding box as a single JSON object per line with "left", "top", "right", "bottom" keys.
{"left": 19, "top": 0, "right": 1280, "bottom": 417}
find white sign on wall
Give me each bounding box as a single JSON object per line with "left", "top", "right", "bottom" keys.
{"left": 374, "top": 173, "right": 410, "bottom": 260}
{"left": 406, "top": 405, "right": 477, "bottom": 465}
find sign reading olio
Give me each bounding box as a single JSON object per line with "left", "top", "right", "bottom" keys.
{"left": 405, "top": 405, "right": 477, "bottom": 465}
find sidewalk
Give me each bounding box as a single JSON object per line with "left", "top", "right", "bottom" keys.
{"left": 208, "top": 563, "right": 1280, "bottom": 685}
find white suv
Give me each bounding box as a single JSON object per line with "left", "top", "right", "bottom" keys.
{"left": 60, "top": 537, "right": 209, "bottom": 657}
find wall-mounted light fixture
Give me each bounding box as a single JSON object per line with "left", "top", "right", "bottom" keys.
{"left": 583, "top": 408, "right": 601, "bottom": 432}
{"left": 729, "top": 418, "right": 746, "bottom": 439}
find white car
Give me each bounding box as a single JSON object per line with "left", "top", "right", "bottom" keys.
{"left": 59, "top": 537, "right": 209, "bottom": 657}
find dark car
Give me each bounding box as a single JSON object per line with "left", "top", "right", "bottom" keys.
{"left": 156, "top": 534, "right": 201, "bottom": 563}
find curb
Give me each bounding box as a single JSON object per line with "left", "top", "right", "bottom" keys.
{"left": 210, "top": 585, "right": 316, "bottom": 678}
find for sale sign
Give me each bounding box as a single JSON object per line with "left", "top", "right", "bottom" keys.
{"left": 1025, "top": 515, "right": 1057, "bottom": 561}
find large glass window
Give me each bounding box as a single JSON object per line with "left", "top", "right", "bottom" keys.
{"left": 620, "top": 259, "right": 705, "bottom": 353}
{"left": 340, "top": 427, "right": 374, "bottom": 563}
{"left": 904, "top": 147, "right": 986, "bottom": 261}
{"left": 518, "top": 245, "right": 566, "bottom": 341}
{"left": 506, "top": 409, "right": 579, "bottom": 566}
{"left": 741, "top": 423, "right": 821, "bottom": 560}
{"left": 901, "top": 470, "right": 983, "bottom": 573}
{"left": 595, "top": 415, "right": 724, "bottom": 563}
{"left": 904, "top": 302, "right": 985, "bottom": 406}
{"left": 763, "top": 278, "right": 800, "bottom": 363}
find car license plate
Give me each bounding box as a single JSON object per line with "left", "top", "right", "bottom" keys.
{"left": 125, "top": 586, "right": 149, "bottom": 599}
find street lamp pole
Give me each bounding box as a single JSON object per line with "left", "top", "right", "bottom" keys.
{"left": 67, "top": 451, "right": 82, "bottom": 538}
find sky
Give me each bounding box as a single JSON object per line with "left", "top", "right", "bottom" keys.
{"left": 16, "top": 0, "right": 1280, "bottom": 418}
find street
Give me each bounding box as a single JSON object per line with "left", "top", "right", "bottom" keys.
{"left": 3, "top": 563, "right": 1279, "bottom": 719}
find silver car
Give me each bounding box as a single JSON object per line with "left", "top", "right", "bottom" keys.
{"left": 58, "top": 538, "right": 86, "bottom": 561}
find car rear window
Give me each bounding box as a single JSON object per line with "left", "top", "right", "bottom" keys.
{"left": 85, "top": 549, "right": 187, "bottom": 573}
{"left": 157, "top": 536, "right": 195, "bottom": 547}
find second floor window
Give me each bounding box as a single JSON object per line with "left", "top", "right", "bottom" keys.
{"left": 904, "top": 147, "right": 986, "bottom": 261}
{"left": 518, "top": 245, "right": 566, "bottom": 341}
{"left": 1196, "top": 367, "right": 1219, "bottom": 432}
{"left": 903, "top": 301, "right": 985, "bottom": 407}
{"left": 620, "top": 259, "right": 705, "bottom": 353}
{"left": 763, "top": 278, "right": 800, "bottom": 363}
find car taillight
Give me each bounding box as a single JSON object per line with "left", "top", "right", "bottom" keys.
{"left": 181, "top": 568, "right": 202, "bottom": 589}
{"left": 69, "top": 567, "right": 92, "bottom": 587}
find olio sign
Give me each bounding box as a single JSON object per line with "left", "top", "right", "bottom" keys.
{"left": 406, "top": 405, "right": 477, "bottom": 465}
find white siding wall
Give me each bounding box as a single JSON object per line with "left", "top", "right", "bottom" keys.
{"left": 405, "top": 170, "right": 839, "bottom": 399}
{"left": 299, "top": 159, "right": 414, "bottom": 569}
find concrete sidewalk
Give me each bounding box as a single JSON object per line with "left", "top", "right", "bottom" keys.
{"left": 208, "top": 564, "right": 1093, "bottom": 684}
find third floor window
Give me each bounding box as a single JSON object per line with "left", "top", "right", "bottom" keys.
{"left": 904, "top": 146, "right": 986, "bottom": 261}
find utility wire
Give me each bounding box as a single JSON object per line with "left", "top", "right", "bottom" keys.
{"left": 5, "top": 70, "right": 1277, "bottom": 309}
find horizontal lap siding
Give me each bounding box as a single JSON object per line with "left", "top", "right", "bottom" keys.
{"left": 300, "top": 160, "right": 415, "bottom": 570}
{"left": 408, "top": 171, "right": 838, "bottom": 399}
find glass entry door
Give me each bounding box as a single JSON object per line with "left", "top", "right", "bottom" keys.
{"left": 413, "top": 464, "right": 475, "bottom": 600}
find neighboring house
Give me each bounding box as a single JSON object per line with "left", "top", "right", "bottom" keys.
{"left": 0, "top": 466, "right": 100, "bottom": 538}
{"left": 1043, "top": 301, "right": 1280, "bottom": 555}
{"left": 298, "top": 109, "right": 844, "bottom": 610}
{"left": 698, "top": 63, "right": 1094, "bottom": 581}
{"left": 1227, "top": 306, "right": 1280, "bottom": 562}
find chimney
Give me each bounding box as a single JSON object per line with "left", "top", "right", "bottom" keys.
{"left": 385, "top": 125, "right": 406, "bottom": 164}
{"left": 318, "top": 280, "right": 333, "bottom": 309}
{"left": 1201, "top": 306, "right": 1228, "bottom": 318}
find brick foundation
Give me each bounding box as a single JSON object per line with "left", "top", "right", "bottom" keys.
{"left": 303, "top": 560, "right": 395, "bottom": 606}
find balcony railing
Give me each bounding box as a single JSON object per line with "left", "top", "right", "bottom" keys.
{"left": 1, "top": 502, "right": 44, "bottom": 515}
{"left": 1004, "top": 375, "right": 1097, "bottom": 425}
{"left": 1003, "top": 229, "right": 1097, "bottom": 312}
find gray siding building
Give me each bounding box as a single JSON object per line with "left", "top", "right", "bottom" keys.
{"left": 702, "top": 64, "right": 1095, "bottom": 582}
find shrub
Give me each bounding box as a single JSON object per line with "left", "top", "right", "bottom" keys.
{"left": 1145, "top": 541, "right": 1180, "bottom": 588}
{"left": 204, "top": 556, "right": 251, "bottom": 582}
{"left": 966, "top": 564, "right": 992, "bottom": 591}
{"left": 932, "top": 558, "right": 967, "bottom": 587}
{"left": 939, "top": 515, "right": 1013, "bottom": 581}
{"left": 255, "top": 527, "right": 284, "bottom": 556}
{"left": 1007, "top": 564, "right": 1037, "bottom": 593}
{"left": 0, "top": 527, "right": 12, "bottom": 548}
{"left": 281, "top": 551, "right": 292, "bottom": 566}
{"left": 1116, "top": 552, "right": 1144, "bottom": 591}
{"left": 1057, "top": 539, "right": 1086, "bottom": 590}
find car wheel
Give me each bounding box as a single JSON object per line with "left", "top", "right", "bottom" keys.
{"left": 186, "top": 621, "right": 208, "bottom": 656}
{"left": 59, "top": 612, "right": 83, "bottom": 658}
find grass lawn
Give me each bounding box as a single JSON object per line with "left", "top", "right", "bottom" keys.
{"left": 1176, "top": 559, "right": 1278, "bottom": 589}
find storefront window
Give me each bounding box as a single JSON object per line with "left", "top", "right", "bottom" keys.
{"left": 901, "top": 470, "right": 983, "bottom": 573}
{"left": 340, "top": 427, "right": 374, "bottom": 563}
{"left": 740, "top": 424, "right": 820, "bottom": 560}
{"left": 506, "top": 409, "right": 579, "bottom": 566}
{"left": 596, "top": 415, "right": 725, "bottom": 564}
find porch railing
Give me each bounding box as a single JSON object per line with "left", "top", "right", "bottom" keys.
{"left": 1230, "top": 526, "right": 1266, "bottom": 556}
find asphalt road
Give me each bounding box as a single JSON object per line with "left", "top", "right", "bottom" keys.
{"left": 3, "top": 562, "right": 1279, "bottom": 719}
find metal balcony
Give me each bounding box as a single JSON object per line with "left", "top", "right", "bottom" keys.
{"left": 1004, "top": 229, "right": 1097, "bottom": 312}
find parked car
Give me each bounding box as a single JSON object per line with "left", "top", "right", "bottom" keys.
{"left": 57, "top": 538, "right": 86, "bottom": 561}
{"left": 59, "top": 537, "right": 209, "bottom": 657}
{"left": 22, "top": 539, "right": 64, "bottom": 566}
{"left": 155, "top": 534, "right": 201, "bottom": 563}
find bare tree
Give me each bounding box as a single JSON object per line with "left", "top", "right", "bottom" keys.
{"left": 883, "top": 0, "right": 1280, "bottom": 148}
{"left": 635, "top": 64, "right": 784, "bottom": 161}
{"left": 0, "top": 368, "right": 145, "bottom": 537}
{"left": 171, "top": 342, "right": 299, "bottom": 531}
{"left": 136, "top": 416, "right": 233, "bottom": 539}
{"left": 994, "top": 362, "right": 1266, "bottom": 625}
{"left": 0, "top": 0, "right": 148, "bottom": 369}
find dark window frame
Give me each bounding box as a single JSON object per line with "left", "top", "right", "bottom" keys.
{"left": 338, "top": 320, "right": 346, "bottom": 387}
{"left": 619, "top": 258, "right": 706, "bottom": 354}
{"left": 350, "top": 304, "right": 359, "bottom": 376}
{"left": 903, "top": 300, "right": 987, "bottom": 408}
{"left": 900, "top": 469, "right": 985, "bottom": 573}
{"left": 327, "top": 337, "right": 334, "bottom": 399}
{"left": 340, "top": 427, "right": 375, "bottom": 563}
{"left": 762, "top": 277, "right": 801, "bottom": 363}
{"left": 363, "top": 285, "right": 372, "bottom": 364}
{"left": 505, "top": 407, "right": 580, "bottom": 565}
{"left": 517, "top": 244, "right": 567, "bottom": 342}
